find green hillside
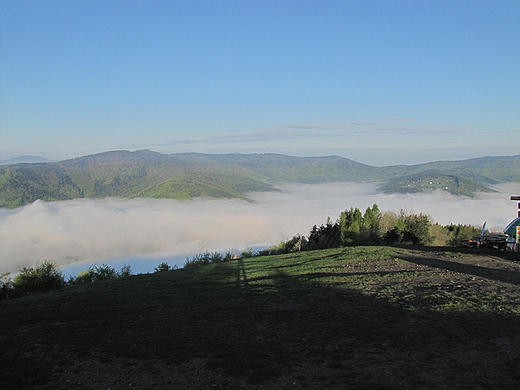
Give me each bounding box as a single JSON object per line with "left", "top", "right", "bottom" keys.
{"left": 2, "top": 246, "right": 520, "bottom": 388}
{"left": 378, "top": 169, "right": 497, "bottom": 197}
{"left": 1, "top": 150, "right": 519, "bottom": 208}
{"left": 380, "top": 155, "right": 520, "bottom": 185}
{"left": 0, "top": 150, "right": 275, "bottom": 208}
{"left": 173, "top": 153, "right": 384, "bottom": 183}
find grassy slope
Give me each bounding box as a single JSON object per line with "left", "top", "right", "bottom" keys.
{"left": 2, "top": 246, "right": 520, "bottom": 389}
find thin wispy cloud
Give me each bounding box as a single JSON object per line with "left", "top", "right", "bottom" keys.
{"left": 280, "top": 121, "right": 383, "bottom": 130}
{"left": 150, "top": 119, "right": 447, "bottom": 150}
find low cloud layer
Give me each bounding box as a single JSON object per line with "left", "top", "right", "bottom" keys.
{"left": 1, "top": 182, "right": 519, "bottom": 276}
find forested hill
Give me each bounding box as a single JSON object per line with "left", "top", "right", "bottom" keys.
{"left": 170, "top": 152, "right": 520, "bottom": 185}
{"left": 172, "top": 152, "right": 383, "bottom": 183}
{"left": 0, "top": 150, "right": 275, "bottom": 208}
{"left": 0, "top": 150, "right": 519, "bottom": 208}
{"left": 381, "top": 155, "right": 520, "bottom": 184}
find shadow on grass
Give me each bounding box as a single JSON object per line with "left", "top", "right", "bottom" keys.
{"left": 386, "top": 244, "right": 520, "bottom": 284}
{"left": 397, "top": 244, "right": 520, "bottom": 261}
{"left": 400, "top": 255, "right": 520, "bottom": 285}
{"left": 235, "top": 257, "right": 248, "bottom": 285}
{"left": 2, "top": 252, "right": 520, "bottom": 389}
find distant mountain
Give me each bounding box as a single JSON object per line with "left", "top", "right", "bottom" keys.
{"left": 0, "top": 150, "right": 518, "bottom": 208}
{"left": 0, "top": 150, "right": 274, "bottom": 208}
{"left": 0, "top": 155, "right": 52, "bottom": 165}
{"left": 171, "top": 153, "right": 384, "bottom": 183}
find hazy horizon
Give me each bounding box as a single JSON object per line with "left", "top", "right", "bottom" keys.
{"left": 1, "top": 182, "right": 519, "bottom": 276}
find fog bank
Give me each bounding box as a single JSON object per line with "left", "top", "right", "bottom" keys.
{"left": 1, "top": 182, "right": 519, "bottom": 275}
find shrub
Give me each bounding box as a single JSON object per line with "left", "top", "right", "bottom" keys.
{"left": 13, "top": 260, "right": 65, "bottom": 296}
{"left": 72, "top": 263, "right": 129, "bottom": 284}
{"left": 283, "top": 235, "right": 307, "bottom": 253}
{"left": 184, "top": 252, "right": 225, "bottom": 267}
{"left": 1, "top": 272, "right": 13, "bottom": 300}
{"left": 240, "top": 248, "right": 257, "bottom": 258}
{"left": 224, "top": 249, "right": 240, "bottom": 261}
{"left": 154, "top": 262, "right": 172, "bottom": 272}
{"left": 119, "top": 263, "right": 132, "bottom": 277}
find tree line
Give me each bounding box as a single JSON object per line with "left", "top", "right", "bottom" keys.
{"left": 0, "top": 262, "right": 134, "bottom": 300}
{"left": 267, "top": 204, "right": 480, "bottom": 254}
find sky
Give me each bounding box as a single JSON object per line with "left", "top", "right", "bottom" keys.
{"left": 0, "top": 0, "right": 519, "bottom": 166}
{"left": 1, "top": 182, "right": 519, "bottom": 276}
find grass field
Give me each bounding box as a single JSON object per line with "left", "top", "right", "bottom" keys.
{"left": 2, "top": 246, "right": 520, "bottom": 389}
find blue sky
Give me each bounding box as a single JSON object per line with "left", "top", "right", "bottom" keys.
{"left": 1, "top": 0, "right": 518, "bottom": 165}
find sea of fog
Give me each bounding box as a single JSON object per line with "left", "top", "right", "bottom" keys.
{"left": 1, "top": 182, "right": 519, "bottom": 277}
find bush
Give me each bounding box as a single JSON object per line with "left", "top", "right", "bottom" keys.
{"left": 224, "top": 249, "right": 240, "bottom": 261}
{"left": 13, "top": 260, "right": 65, "bottom": 296}
{"left": 258, "top": 236, "right": 306, "bottom": 256}
{"left": 154, "top": 262, "right": 173, "bottom": 272}
{"left": 184, "top": 252, "right": 225, "bottom": 267}
{"left": 240, "top": 248, "right": 257, "bottom": 258}
{"left": 119, "top": 263, "right": 132, "bottom": 278}
{"left": 72, "top": 263, "right": 131, "bottom": 284}
{"left": 287, "top": 235, "right": 308, "bottom": 252}
{"left": 1, "top": 272, "right": 13, "bottom": 300}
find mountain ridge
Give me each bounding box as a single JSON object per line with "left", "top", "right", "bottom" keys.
{"left": 0, "top": 155, "right": 53, "bottom": 165}
{"left": 0, "top": 150, "right": 519, "bottom": 208}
